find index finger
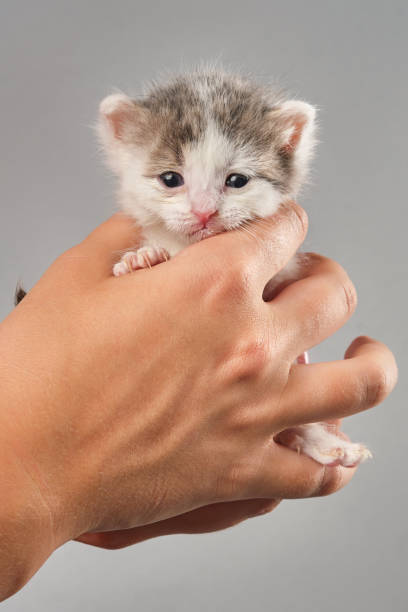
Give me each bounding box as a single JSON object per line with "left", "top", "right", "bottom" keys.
{"left": 75, "top": 213, "right": 143, "bottom": 276}
{"left": 250, "top": 440, "right": 356, "bottom": 499}
{"left": 275, "top": 336, "right": 397, "bottom": 430}
{"left": 83, "top": 212, "right": 142, "bottom": 252}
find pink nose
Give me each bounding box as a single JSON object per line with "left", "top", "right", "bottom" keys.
{"left": 193, "top": 210, "right": 217, "bottom": 227}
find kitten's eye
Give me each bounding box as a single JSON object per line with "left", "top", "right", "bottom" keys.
{"left": 225, "top": 174, "right": 249, "bottom": 188}
{"left": 159, "top": 172, "right": 184, "bottom": 188}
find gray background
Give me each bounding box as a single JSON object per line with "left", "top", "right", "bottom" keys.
{"left": 0, "top": 0, "right": 407, "bottom": 610}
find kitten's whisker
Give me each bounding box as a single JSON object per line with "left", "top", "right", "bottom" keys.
{"left": 240, "top": 217, "right": 274, "bottom": 242}
{"left": 239, "top": 221, "right": 260, "bottom": 241}
{"left": 237, "top": 225, "right": 258, "bottom": 244}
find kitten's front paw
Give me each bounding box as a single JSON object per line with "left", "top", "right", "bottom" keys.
{"left": 279, "top": 423, "right": 372, "bottom": 468}
{"left": 113, "top": 246, "right": 170, "bottom": 276}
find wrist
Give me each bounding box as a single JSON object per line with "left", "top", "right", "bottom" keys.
{"left": 0, "top": 324, "right": 86, "bottom": 604}
{"left": 0, "top": 315, "right": 91, "bottom": 549}
{"left": 0, "top": 436, "right": 58, "bottom": 601}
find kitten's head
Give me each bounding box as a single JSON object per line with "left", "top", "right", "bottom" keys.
{"left": 99, "top": 70, "right": 316, "bottom": 241}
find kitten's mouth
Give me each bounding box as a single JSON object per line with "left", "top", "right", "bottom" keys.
{"left": 188, "top": 227, "right": 222, "bottom": 242}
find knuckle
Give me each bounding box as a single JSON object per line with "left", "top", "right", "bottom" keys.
{"left": 283, "top": 462, "right": 346, "bottom": 500}
{"left": 227, "top": 263, "right": 252, "bottom": 296}
{"left": 312, "top": 466, "right": 345, "bottom": 497}
{"left": 200, "top": 261, "right": 251, "bottom": 306}
{"left": 240, "top": 340, "right": 269, "bottom": 374}
{"left": 228, "top": 338, "right": 270, "bottom": 381}
{"left": 306, "top": 257, "right": 357, "bottom": 320}
{"left": 292, "top": 468, "right": 327, "bottom": 498}
{"left": 227, "top": 405, "right": 264, "bottom": 434}
{"left": 341, "top": 279, "right": 358, "bottom": 317}
{"left": 282, "top": 201, "right": 308, "bottom": 238}
{"left": 325, "top": 261, "right": 357, "bottom": 317}
{"left": 290, "top": 203, "right": 309, "bottom": 237}
{"left": 364, "top": 362, "right": 393, "bottom": 407}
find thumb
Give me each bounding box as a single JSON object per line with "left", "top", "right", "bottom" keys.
{"left": 79, "top": 213, "right": 143, "bottom": 273}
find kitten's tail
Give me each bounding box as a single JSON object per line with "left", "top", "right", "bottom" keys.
{"left": 14, "top": 283, "right": 27, "bottom": 306}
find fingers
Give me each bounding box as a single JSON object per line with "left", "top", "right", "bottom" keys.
{"left": 278, "top": 336, "right": 398, "bottom": 428}
{"left": 184, "top": 201, "right": 308, "bottom": 292}
{"left": 83, "top": 213, "right": 142, "bottom": 253}
{"left": 76, "top": 499, "right": 280, "bottom": 549}
{"left": 252, "top": 441, "right": 356, "bottom": 499}
{"left": 61, "top": 201, "right": 306, "bottom": 286}
{"left": 272, "top": 254, "right": 357, "bottom": 357}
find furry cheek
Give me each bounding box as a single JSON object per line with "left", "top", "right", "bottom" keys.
{"left": 248, "top": 182, "right": 284, "bottom": 218}
{"left": 220, "top": 182, "right": 283, "bottom": 227}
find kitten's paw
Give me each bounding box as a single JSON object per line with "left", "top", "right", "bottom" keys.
{"left": 304, "top": 439, "right": 372, "bottom": 468}
{"left": 280, "top": 423, "right": 372, "bottom": 468}
{"left": 113, "top": 246, "right": 170, "bottom": 276}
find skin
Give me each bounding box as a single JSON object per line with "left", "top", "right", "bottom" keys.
{"left": 0, "top": 201, "right": 397, "bottom": 601}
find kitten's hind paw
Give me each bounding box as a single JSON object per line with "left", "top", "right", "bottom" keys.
{"left": 306, "top": 440, "right": 373, "bottom": 468}
{"left": 113, "top": 246, "right": 170, "bottom": 276}
{"left": 278, "top": 422, "right": 372, "bottom": 468}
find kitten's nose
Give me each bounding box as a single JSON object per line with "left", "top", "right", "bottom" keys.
{"left": 193, "top": 210, "right": 217, "bottom": 227}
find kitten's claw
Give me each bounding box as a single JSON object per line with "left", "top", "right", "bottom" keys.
{"left": 113, "top": 246, "right": 170, "bottom": 276}
{"left": 279, "top": 423, "right": 372, "bottom": 468}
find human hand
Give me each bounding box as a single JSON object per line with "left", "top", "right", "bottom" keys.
{"left": 77, "top": 416, "right": 354, "bottom": 550}
{"left": 0, "top": 201, "right": 397, "bottom": 598}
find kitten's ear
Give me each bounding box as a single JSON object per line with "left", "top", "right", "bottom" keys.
{"left": 98, "top": 93, "right": 149, "bottom": 145}
{"left": 270, "top": 100, "right": 316, "bottom": 158}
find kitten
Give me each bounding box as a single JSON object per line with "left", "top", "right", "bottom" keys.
{"left": 98, "top": 68, "right": 371, "bottom": 468}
